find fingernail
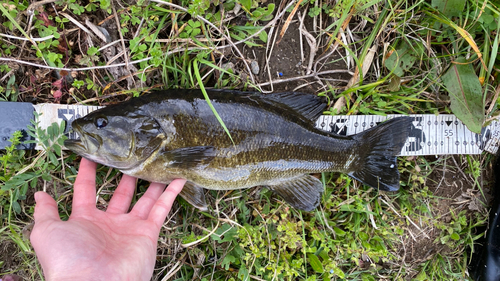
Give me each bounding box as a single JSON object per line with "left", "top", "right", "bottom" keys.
{"left": 34, "top": 192, "right": 42, "bottom": 202}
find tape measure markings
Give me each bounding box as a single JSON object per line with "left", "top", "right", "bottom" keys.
{"left": 317, "top": 114, "right": 497, "bottom": 156}
{"left": 31, "top": 104, "right": 499, "bottom": 156}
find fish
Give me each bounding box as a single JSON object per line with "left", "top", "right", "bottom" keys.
{"left": 64, "top": 89, "right": 413, "bottom": 211}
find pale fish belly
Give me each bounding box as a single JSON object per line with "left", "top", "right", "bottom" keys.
{"left": 187, "top": 158, "right": 334, "bottom": 190}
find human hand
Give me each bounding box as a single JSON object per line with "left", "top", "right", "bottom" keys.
{"left": 30, "top": 158, "right": 185, "bottom": 281}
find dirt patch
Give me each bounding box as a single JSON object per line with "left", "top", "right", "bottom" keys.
{"left": 249, "top": 17, "right": 350, "bottom": 93}
{"left": 398, "top": 155, "right": 493, "bottom": 275}
{"left": 223, "top": 1, "right": 352, "bottom": 95}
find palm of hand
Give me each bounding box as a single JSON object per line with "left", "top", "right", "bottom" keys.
{"left": 30, "top": 159, "right": 185, "bottom": 281}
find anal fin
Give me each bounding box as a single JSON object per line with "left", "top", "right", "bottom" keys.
{"left": 267, "top": 175, "right": 323, "bottom": 211}
{"left": 179, "top": 181, "right": 208, "bottom": 211}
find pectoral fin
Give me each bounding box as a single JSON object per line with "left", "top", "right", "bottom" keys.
{"left": 267, "top": 175, "right": 323, "bottom": 211}
{"left": 166, "top": 146, "right": 216, "bottom": 169}
{"left": 179, "top": 181, "right": 208, "bottom": 211}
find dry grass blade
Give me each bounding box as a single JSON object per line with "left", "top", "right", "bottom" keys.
{"left": 346, "top": 44, "right": 378, "bottom": 88}
{"left": 85, "top": 19, "right": 110, "bottom": 43}
{"left": 486, "top": 83, "right": 500, "bottom": 116}
{"left": 276, "top": 0, "right": 304, "bottom": 44}
{"left": 60, "top": 12, "right": 93, "bottom": 36}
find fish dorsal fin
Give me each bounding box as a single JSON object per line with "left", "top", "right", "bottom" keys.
{"left": 179, "top": 181, "right": 208, "bottom": 211}
{"left": 267, "top": 175, "right": 324, "bottom": 211}
{"left": 165, "top": 146, "right": 216, "bottom": 169}
{"left": 262, "top": 92, "right": 327, "bottom": 121}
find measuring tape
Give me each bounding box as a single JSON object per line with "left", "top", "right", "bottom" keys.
{"left": 1, "top": 103, "right": 498, "bottom": 156}
{"left": 316, "top": 115, "right": 500, "bottom": 156}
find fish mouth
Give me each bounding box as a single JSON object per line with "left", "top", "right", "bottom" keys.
{"left": 63, "top": 138, "right": 86, "bottom": 152}
{"left": 63, "top": 125, "right": 101, "bottom": 155}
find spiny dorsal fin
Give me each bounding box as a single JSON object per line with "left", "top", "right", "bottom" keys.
{"left": 179, "top": 181, "right": 208, "bottom": 211}
{"left": 261, "top": 92, "right": 327, "bottom": 121}
{"left": 267, "top": 175, "right": 324, "bottom": 211}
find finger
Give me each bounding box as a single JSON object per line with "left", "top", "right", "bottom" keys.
{"left": 148, "top": 179, "right": 185, "bottom": 229}
{"left": 107, "top": 174, "right": 137, "bottom": 214}
{"left": 129, "top": 182, "right": 167, "bottom": 219}
{"left": 72, "top": 158, "right": 97, "bottom": 211}
{"left": 33, "top": 191, "right": 61, "bottom": 224}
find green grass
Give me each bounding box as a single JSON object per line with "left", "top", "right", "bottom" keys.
{"left": 1, "top": 0, "right": 499, "bottom": 280}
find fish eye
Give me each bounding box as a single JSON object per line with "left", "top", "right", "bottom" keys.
{"left": 94, "top": 117, "right": 108, "bottom": 129}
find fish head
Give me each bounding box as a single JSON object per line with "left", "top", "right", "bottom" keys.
{"left": 64, "top": 110, "right": 165, "bottom": 170}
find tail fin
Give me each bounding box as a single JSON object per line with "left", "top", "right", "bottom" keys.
{"left": 349, "top": 117, "right": 413, "bottom": 191}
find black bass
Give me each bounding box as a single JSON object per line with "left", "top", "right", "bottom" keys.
{"left": 64, "top": 90, "right": 412, "bottom": 211}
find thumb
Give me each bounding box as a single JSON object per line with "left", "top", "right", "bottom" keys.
{"left": 33, "top": 191, "right": 61, "bottom": 224}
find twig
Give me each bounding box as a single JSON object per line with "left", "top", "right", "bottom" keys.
{"left": 0, "top": 33, "right": 55, "bottom": 42}
{"left": 300, "top": 25, "right": 317, "bottom": 75}
{"left": 435, "top": 156, "right": 447, "bottom": 192}
{"left": 98, "top": 39, "right": 121, "bottom": 52}
{"left": 298, "top": 11, "right": 305, "bottom": 64}
{"left": 314, "top": 9, "right": 354, "bottom": 73}
{"left": 341, "top": 26, "right": 351, "bottom": 69}
{"left": 0, "top": 56, "right": 152, "bottom": 71}
{"left": 112, "top": 1, "right": 134, "bottom": 88}
{"left": 153, "top": 37, "right": 226, "bottom": 43}
{"left": 26, "top": 0, "right": 58, "bottom": 11}
{"left": 486, "top": 83, "right": 500, "bottom": 116}
{"left": 160, "top": 252, "right": 187, "bottom": 281}
{"left": 85, "top": 19, "right": 110, "bottom": 43}
{"left": 181, "top": 220, "right": 220, "bottom": 248}
{"left": 256, "top": 69, "right": 349, "bottom": 87}
{"left": 262, "top": 0, "right": 294, "bottom": 92}
{"left": 0, "top": 69, "right": 15, "bottom": 83}
{"left": 0, "top": 45, "right": 222, "bottom": 71}
{"left": 60, "top": 13, "right": 93, "bottom": 36}
{"left": 16, "top": 10, "right": 34, "bottom": 60}
{"left": 293, "top": 81, "right": 318, "bottom": 91}
{"left": 405, "top": 215, "right": 430, "bottom": 239}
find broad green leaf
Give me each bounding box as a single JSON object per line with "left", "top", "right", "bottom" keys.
{"left": 384, "top": 41, "right": 423, "bottom": 77}
{"left": 259, "top": 30, "right": 268, "bottom": 43}
{"left": 442, "top": 57, "right": 484, "bottom": 134}
{"left": 221, "top": 255, "right": 235, "bottom": 270}
{"left": 358, "top": 231, "right": 369, "bottom": 241}
{"left": 415, "top": 270, "right": 428, "bottom": 281}
{"left": 237, "top": 264, "right": 249, "bottom": 280}
{"left": 431, "top": 0, "right": 465, "bottom": 17}
{"left": 12, "top": 201, "right": 21, "bottom": 214}
{"left": 308, "top": 253, "right": 324, "bottom": 273}
{"left": 333, "top": 226, "right": 345, "bottom": 236}
{"left": 239, "top": 0, "right": 251, "bottom": 11}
